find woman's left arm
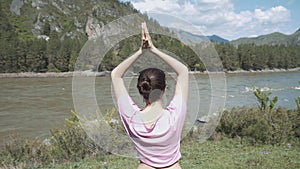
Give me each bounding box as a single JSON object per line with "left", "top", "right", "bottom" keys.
{"left": 111, "top": 49, "right": 143, "bottom": 99}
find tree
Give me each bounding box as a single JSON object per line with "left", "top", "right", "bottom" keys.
{"left": 47, "top": 31, "right": 61, "bottom": 72}
{"left": 68, "top": 38, "right": 82, "bottom": 71}
{"left": 216, "top": 42, "right": 238, "bottom": 71}
{"left": 56, "top": 37, "right": 73, "bottom": 72}
{"left": 16, "top": 40, "right": 29, "bottom": 72}
{"left": 26, "top": 39, "right": 48, "bottom": 72}
{"left": 42, "top": 20, "right": 51, "bottom": 36}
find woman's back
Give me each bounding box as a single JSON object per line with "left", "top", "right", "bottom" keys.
{"left": 117, "top": 94, "right": 186, "bottom": 168}
{"left": 139, "top": 102, "right": 164, "bottom": 128}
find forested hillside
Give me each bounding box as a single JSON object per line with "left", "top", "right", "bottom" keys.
{"left": 0, "top": 0, "right": 299, "bottom": 73}
{"left": 0, "top": 0, "right": 139, "bottom": 73}
{"left": 231, "top": 29, "right": 300, "bottom": 46}
{"left": 216, "top": 43, "right": 300, "bottom": 71}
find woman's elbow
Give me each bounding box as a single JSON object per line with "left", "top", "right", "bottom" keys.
{"left": 181, "top": 65, "right": 189, "bottom": 75}
{"left": 111, "top": 68, "right": 119, "bottom": 80}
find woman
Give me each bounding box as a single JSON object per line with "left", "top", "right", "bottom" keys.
{"left": 111, "top": 22, "right": 189, "bottom": 169}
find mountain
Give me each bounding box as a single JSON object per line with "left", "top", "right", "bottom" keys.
{"left": 170, "top": 28, "right": 228, "bottom": 44}
{"left": 170, "top": 26, "right": 300, "bottom": 47}
{"left": 0, "top": 0, "right": 164, "bottom": 73}
{"left": 2, "top": 0, "right": 138, "bottom": 41}
{"left": 207, "top": 35, "right": 229, "bottom": 43}
{"left": 231, "top": 28, "right": 300, "bottom": 46}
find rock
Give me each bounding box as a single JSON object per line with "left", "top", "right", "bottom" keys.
{"left": 31, "top": 0, "right": 47, "bottom": 9}
{"left": 196, "top": 116, "right": 208, "bottom": 123}
{"left": 74, "top": 17, "right": 83, "bottom": 28}
{"left": 10, "top": 0, "right": 24, "bottom": 15}
{"left": 37, "top": 35, "right": 50, "bottom": 41}
{"left": 51, "top": 0, "right": 70, "bottom": 15}
{"left": 85, "top": 16, "right": 102, "bottom": 40}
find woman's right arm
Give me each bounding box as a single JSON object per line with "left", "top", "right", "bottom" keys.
{"left": 143, "top": 24, "right": 189, "bottom": 102}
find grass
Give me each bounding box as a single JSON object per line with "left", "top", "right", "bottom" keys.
{"left": 28, "top": 138, "right": 299, "bottom": 169}
{"left": 181, "top": 138, "right": 299, "bottom": 169}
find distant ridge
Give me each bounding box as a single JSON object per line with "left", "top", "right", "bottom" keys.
{"left": 207, "top": 35, "right": 229, "bottom": 43}
{"left": 230, "top": 28, "right": 300, "bottom": 46}
{"left": 170, "top": 27, "right": 300, "bottom": 46}
{"left": 170, "top": 28, "right": 229, "bottom": 44}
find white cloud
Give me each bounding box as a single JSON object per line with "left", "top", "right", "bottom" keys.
{"left": 132, "top": 0, "right": 181, "bottom": 13}
{"left": 253, "top": 6, "right": 290, "bottom": 24}
{"left": 123, "top": 0, "right": 291, "bottom": 40}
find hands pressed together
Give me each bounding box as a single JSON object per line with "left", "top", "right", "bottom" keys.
{"left": 141, "top": 22, "right": 155, "bottom": 50}
{"left": 111, "top": 22, "right": 189, "bottom": 102}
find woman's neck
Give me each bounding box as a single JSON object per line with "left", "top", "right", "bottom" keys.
{"left": 145, "top": 99, "right": 163, "bottom": 109}
{"left": 141, "top": 100, "right": 164, "bottom": 128}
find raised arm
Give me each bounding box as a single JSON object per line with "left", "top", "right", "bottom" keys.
{"left": 111, "top": 48, "right": 142, "bottom": 99}
{"left": 151, "top": 48, "right": 189, "bottom": 101}
{"left": 143, "top": 24, "right": 189, "bottom": 102}
{"left": 112, "top": 23, "right": 152, "bottom": 99}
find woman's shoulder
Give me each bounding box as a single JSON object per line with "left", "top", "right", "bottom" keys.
{"left": 166, "top": 95, "right": 186, "bottom": 111}
{"left": 117, "top": 93, "right": 140, "bottom": 117}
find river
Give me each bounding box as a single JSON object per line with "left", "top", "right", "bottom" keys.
{"left": 0, "top": 71, "right": 299, "bottom": 140}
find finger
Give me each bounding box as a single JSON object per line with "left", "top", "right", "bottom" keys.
{"left": 142, "top": 22, "right": 147, "bottom": 40}
{"left": 144, "top": 22, "right": 149, "bottom": 34}
{"left": 141, "top": 22, "right": 144, "bottom": 38}
{"left": 143, "top": 24, "right": 152, "bottom": 42}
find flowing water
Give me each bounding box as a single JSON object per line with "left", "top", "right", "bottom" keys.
{"left": 0, "top": 71, "right": 299, "bottom": 140}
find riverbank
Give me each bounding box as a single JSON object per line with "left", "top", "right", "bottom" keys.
{"left": 225, "top": 67, "right": 300, "bottom": 74}
{"left": 0, "top": 68, "right": 299, "bottom": 78}
{"left": 1, "top": 105, "right": 299, "bottom": 168}
{"left": 0, "top": 70, "right": 111, "bottom": 78}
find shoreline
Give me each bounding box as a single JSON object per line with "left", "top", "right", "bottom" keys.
{"left": 0, "top": 68, "right": 299, "bottom": 78}
{"left": 0, "top": 71, "right": 111, "bottom": 78}
{"left": 224, "top": 67, "right": 300, "bottom": 74}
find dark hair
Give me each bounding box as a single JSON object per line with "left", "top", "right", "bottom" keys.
{"left": 137, "top": 68, "right": 166, "bottom": 103}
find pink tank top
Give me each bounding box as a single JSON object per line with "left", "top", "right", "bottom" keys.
{"left": 117, "top": 94, "right": 187, "bottom": 168}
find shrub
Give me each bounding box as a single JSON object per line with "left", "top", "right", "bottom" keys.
{"left": 213, "top": 88, "right": 299, "bottom": 145}
{"left": 0, "top": 110, "right": 107, "bottom": 168}
{"left": 296, "top": 96, "right": 300, "bottom": 111}
{"left": 254, "top": 88, "right": 278, "bottom": 114}
{"left": 0, "top": 134, "right": 49, "bottom": 168}
{"left": 215, "top": 106, "right": 298, "bottom": 145}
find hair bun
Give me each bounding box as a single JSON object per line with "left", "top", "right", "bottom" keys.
{"left": 140, "top": 80, "right": 151, "bottom": 93}
{"left": 137, "top": 68, "right": 166, "bottom": 102}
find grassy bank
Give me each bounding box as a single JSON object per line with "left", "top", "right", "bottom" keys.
{"left": 1, "top": 105, "right": 299, "bottom": 169}
{"left": 3, "top": 138, "right": 298, "bottom": 169}
{"left": 57, "top": 139, "right": 300, "bottom": 169}
{"left": 1, "top": 87, "right": 300, "bottom": 168}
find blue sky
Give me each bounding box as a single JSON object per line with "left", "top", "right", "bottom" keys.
{"left": 119, "top": 0, "right": 299, "bottom": 40}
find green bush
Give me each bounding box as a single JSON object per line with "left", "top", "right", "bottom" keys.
{"left": 0, "top": 111, "right": 105, "bottom": 168}
{"left": 215, "top": 106, "right": 299, "bottom": 145}
{"left": 49, "top": 116, "right": 101, "bottom": 162}
{"left": 213, "top": 88, "right": 299, "bottom": 145}
{"left": 254, "top": 88, "right": 278, "bottom": 114}
{"left": 0, "top": 134, "right": 49, "bottom": 168}
{"left": 296, "top": 97, "right": 300, "bottom": 111}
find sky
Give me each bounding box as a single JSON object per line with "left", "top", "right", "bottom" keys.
{"left": 119, "top": 0, "right": 300, "bottom": 40}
